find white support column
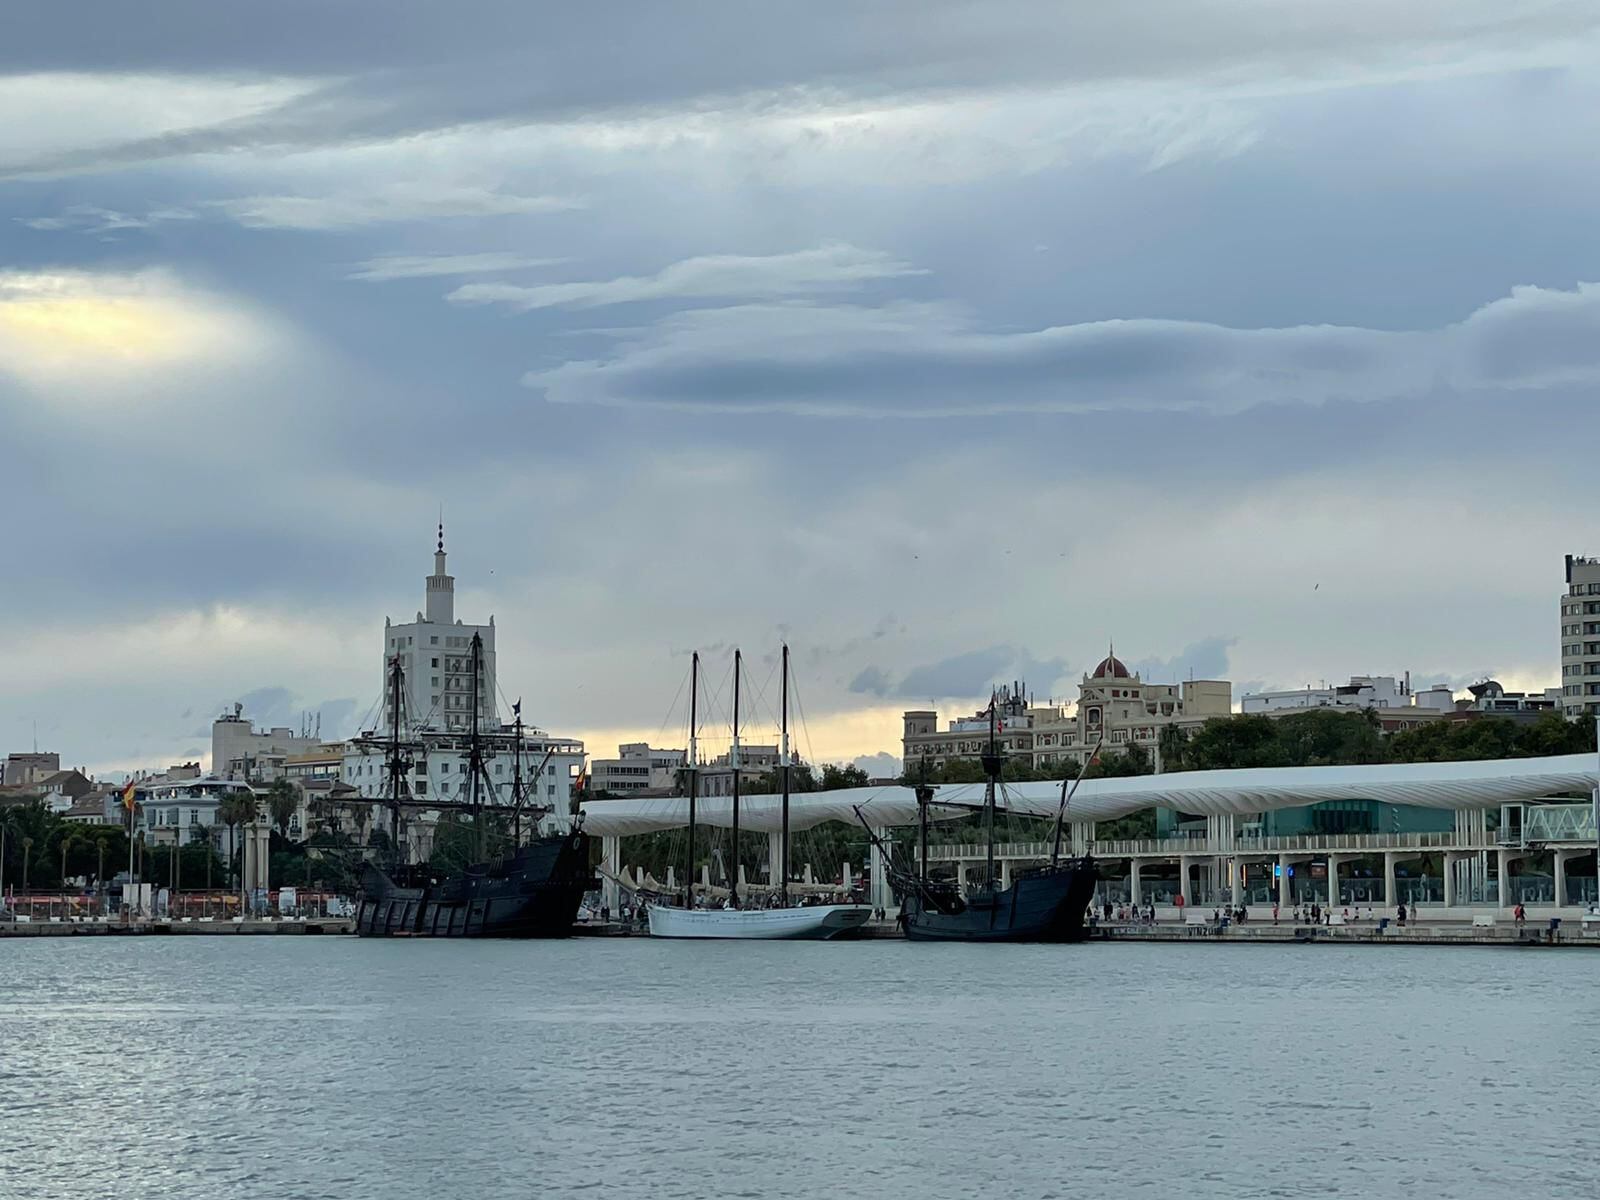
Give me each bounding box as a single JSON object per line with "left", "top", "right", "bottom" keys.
{"left": 1554, "top": 849, "right": 1571, "bottom": 909}
{"left": 1070, "top": 820, "right": 1094, "bottom": 857}
{"left": 870, "top": 828, "right": 892, "bottom": 912}
{"left": 1176, "top": 856, "right": 1190, "bottom": 907}
{"left": 1130, "top": 859, "right": 1143, "bottom": 906}
{"left": 1000, "top": 858, "right": 1012, "bottom": 892}
{"left": 1230, "top": 857, "right": 1242, "bottom": 908}
{"left": 1278, "top": 853, "right": 1292, "bottom": 909}
{"left": 1383, "top": 852, "right": 1397, "bottom": 912}
{"left": 768, "top": 831, "right": 783, "bottom": 892}
{"left": 1326, "top": 854, "right": 1341, "bottom": 910}
{"left": 1442, "top": 852, "right": 1458, "bottom": 908}
{"left": 601, "top": 835, "right": 620, "bottom": 913}
{"left": 1496, "top": 848, "right": 1513, "bottom": 910}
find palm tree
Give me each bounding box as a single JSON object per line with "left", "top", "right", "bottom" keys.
{"left": 60, "top": 834, "right": 76, "bottom": 890}
{"left": 21, "top": 835, "right": 34, "bottom": 903}
{"left": 217, "top": 791, "right": 253, "bottom": 897}
{"left": 265, "top": 779, "right": 300, "bottom": 840}
{"left": 0, "top": 813, "right": 16, "bottom": 912}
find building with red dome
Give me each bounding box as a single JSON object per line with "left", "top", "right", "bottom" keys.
{"left": 901, "top": 645, "right": 1232, "bottom": 773}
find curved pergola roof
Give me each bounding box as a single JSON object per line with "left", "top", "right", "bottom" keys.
{"left": 578, "top": 753, "right": 1598, "bottom": 837}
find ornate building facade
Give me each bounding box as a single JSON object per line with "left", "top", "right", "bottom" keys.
{"left": 902, "top": 651, "right": 1233, "bottom": 772}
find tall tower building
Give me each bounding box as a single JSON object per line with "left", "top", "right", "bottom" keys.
{"left": 1559, "top": 553, "right": 1600, "bottom": 718}
{"left": 382, "top": 525, "right": 497, "bottom": 733}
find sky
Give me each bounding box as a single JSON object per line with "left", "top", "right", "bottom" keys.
{"left": 3, "top": 2, "right": 1598, "bottom": 779}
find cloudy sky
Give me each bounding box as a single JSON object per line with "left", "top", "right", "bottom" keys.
{"left": 4, "top": 2, "right": 1598, "bottom": 777}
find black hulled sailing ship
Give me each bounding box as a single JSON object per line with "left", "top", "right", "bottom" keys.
{"left": 355, "top": 633, "right": 594, "bottom": 938}
{"left": 861, "top": 696, "right": 1097, "bottom": 942}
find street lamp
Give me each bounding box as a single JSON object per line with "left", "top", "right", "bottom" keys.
{"left": 21, "top": 835, "right": 34, "bottom": 917}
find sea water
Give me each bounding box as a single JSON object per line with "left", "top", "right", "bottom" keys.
{"left": 1, "top": 938, "right": 1592, "bottom": 1199}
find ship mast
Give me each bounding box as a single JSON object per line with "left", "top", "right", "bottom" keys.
{"left": 916, "top": 759, "right": 932, "bottom": 885}
{"left": 383, "top": 654, "right": 410, "bottom": 865}
{"left": 467, "top": 631, "right": 488, "bottom": 862}
{"left": 730, "top": 648, "right": 741, "bottom": 909}
{"left": 981, "top": 691, "right": 1001, "bottom": 890}
{"left": 684, "top": 652, "right": 699, "bottom": 909}
{"left": 511, "top": 699, "right": 525, "bottom": 847}
{"left": 780, "top": 643, "right": 790, "bottom": 907}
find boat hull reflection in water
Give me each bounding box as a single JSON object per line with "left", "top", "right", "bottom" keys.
{"left": 356, "top": 830, "right": 595, "bottom": 938}
{"left": 647, "top": 902, "right": 872, "bottom": 940}
{"left": 900, "top": 860, "right": 1096, "bottom": 942}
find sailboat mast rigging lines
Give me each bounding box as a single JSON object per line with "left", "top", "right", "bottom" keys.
{"left": 647, "top": 642, "right": 872, "bottom": 939}
{"left": 384, "top": 654, "right": 410, "bottom": 863}
{"left": 984, "top": 693, "right": 999, "bottom": 889}
{"left": 684, "top": 651, "right": 699, "bottom": 908}
{"left": 780, "top": 642, "right": 790, "bottom": 907}
{"left": 730, "top": 648, "right": 741, "bottom": 909}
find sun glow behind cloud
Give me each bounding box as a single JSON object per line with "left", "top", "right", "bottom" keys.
{"left": 0, "top": 270, "right": 267, "bottom": 383}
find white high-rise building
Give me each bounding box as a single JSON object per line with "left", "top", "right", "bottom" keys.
{"left": 1560, "top": 554, "right": 1600, "bottom": 718}
{"left": 382, "top": 526, "right": 497, "bottom": 734}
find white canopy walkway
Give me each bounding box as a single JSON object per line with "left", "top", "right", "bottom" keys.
{"left": 579, "top": 753, "right": 1598, "bottom": 836}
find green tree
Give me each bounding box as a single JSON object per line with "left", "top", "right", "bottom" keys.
{"left": 264, "top": 779, "right": 300, "bottom": 841}
{"left": 819, "top": 763, "right": 869, "bottom": 789}
{"left": 1085, "top": 742, "right": 1153, "bottom": 779}
{"left": 216, "top": 790, "right": 257, "bottom": 890}
{"left": 1185, "top": 714, "right": 1292, "bottom": 770}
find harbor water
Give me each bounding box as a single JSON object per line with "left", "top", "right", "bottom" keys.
{"left": 2, "top": 938, "right": 1593, "bottom": 1199}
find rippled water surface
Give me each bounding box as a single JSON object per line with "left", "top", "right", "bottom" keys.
{"left": 2, "top": 937, "right": 1593, "bottom": 1199}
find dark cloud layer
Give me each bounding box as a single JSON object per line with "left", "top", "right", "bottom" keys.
{"left": 1, "top": 2, "right": 1597, "bottom": 771}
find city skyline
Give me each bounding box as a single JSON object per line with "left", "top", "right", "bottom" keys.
{"left": 4, "top": 3, "right": 1598, "bottom": 776}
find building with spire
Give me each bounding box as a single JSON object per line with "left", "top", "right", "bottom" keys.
{"left": 382, "top": 525, "right": 498, "bottom": 734}
{"left": 343, "top": 525, "right": 584, "bottom": 862}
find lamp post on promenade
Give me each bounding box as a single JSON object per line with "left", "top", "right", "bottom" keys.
{"left": 1592, "top": 714, "right": 1599, "bottom": 912}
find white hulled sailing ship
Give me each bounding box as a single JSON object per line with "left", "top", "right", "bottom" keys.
{"left": 647, "top": 645, "right": 872, "bottom": 940}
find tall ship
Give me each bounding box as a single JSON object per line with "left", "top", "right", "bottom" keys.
{"left": 354, "top": 619, "right": 594, "bottom": 938}
{"left": 860, "top": 696, "right": 1098, "bottom": 942}
{"left": 647, "top": 645, "right": 873, "bottom": 940}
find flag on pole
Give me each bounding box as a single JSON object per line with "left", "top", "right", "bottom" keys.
{"left": 121, "top": 779, "right": 137, "bottom": 811}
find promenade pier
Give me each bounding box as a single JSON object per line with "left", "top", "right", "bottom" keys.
{"left": 0, "top": 916, "right": 353, "bottom": 936}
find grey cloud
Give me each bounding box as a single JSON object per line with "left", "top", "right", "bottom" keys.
{"left": 212, "top": 688, "right": 360, "bottom": 740}
{"left": 2, "top": 2, "right": 1589, "bottom": 178}
{"left": 347, "top": 252, "right": 566, "bottom": 281}
{"left": 213, "top": 185, "right": 579, "bottom": 231}
{"left": 851, "top": 751, "right": 902, "bottom": 778}
{"left": 448, "top": 244, "right": 924, "bottom": 311}
{"left": 525, "top": 281, "right": 1600, "bottom": 417}
{"left": 1128, "top": 636, "right": 1237, "bottom": 684}
{"left": 848, "top": 666, "right": 893, "bottom": 697}
{"left": 18, "top": 204, "right": 194, "bottom": 234}
{"left": 854, "top": 646, "right": 1069, "bottom": 702}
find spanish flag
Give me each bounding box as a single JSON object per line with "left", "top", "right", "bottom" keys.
{"left": 122, "top": 778, "right": 137, "bottom": 811}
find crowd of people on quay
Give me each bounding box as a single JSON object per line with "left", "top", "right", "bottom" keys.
{"left": 1086, "top": 898, "right": 1447, "bottom": 929}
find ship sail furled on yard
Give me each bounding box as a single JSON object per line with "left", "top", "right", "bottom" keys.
{"left": 354, "top": 635, "right": 594, "bottom": 938}
{"left": 647, "top": 645, "right": 872, "bottom": 940}
{"left": 857, "top": 696, "right": 1098, "bottom": 943}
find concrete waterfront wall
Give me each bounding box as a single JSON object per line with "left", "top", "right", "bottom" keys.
{"left": 0, "top": 918, "right": 353, "bottom": 937}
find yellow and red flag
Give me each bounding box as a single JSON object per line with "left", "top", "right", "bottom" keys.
{"left": 121, "top": 779, "right": 137, "bottom": 811}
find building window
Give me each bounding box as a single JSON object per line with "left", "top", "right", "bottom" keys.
{"left": 430, "top": 636, "right": 439, "bottom": 644}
